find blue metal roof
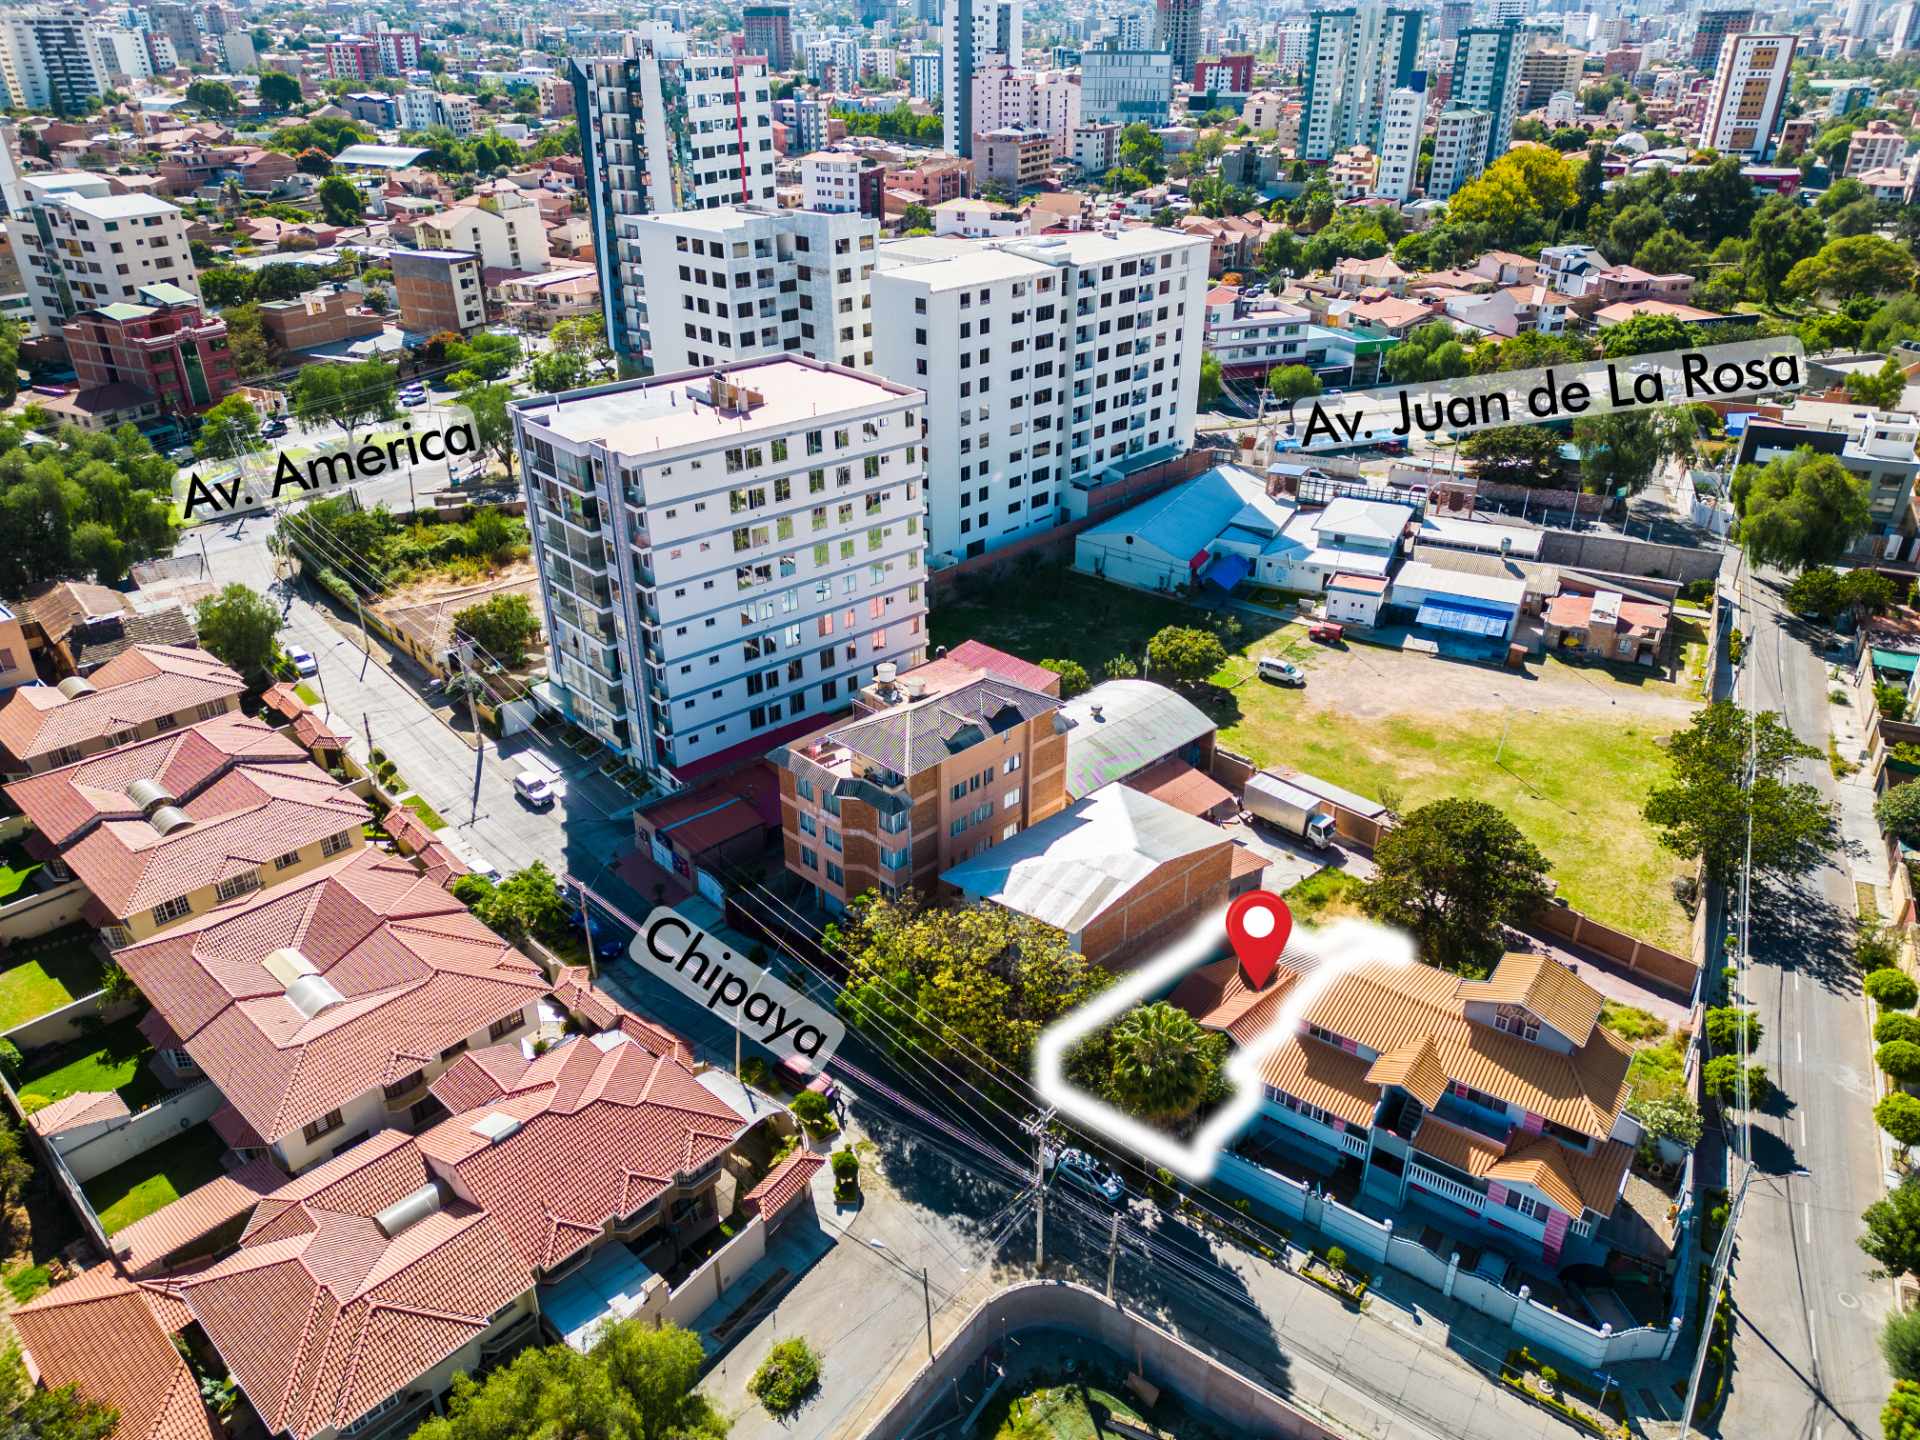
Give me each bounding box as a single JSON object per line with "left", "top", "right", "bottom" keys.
{"left": 1202, "top": 552, "right": 1252, "bottom": 591}
{"left": 1415, "top": 600, "right": 1511, "bottom": 638}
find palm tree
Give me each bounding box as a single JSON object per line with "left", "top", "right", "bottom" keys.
{"left": 1106, "top": 1002, "right": 1221, "bottom": 1126}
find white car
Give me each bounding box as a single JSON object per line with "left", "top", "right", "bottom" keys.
{"left": 465, "top": 855, "right": 500, "bottom": 884}
{"left": 513, "top": 770, "right": 555, "bottom": 808}
{"left": 1052, "top": 1148, "right": 1127, "bottom": 1204}
{"left": 285, "top": 644, "right": 318, "bottom": 677}
{"left": 1257, "top": 656, "right": 1305, "bottom": 687}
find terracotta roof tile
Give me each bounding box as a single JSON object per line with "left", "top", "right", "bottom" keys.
{"left": 0, "top": 644, "right": 243, "bottom": 767}
{"left": 742, "top": 1150, "right": 824, "bottom": 1222}
{"left": 5, "top": 713, "right": 370, "bottom": 921}
{"left": 1366, "top": 1037, "right": 1449, "bottom": 1109}
{"left": 113, "top": 1158, "right": 287, "bottom": 1276}
{"left": 114, "top": 849, "right": 548, "bottom": 1146}
{"left": 1458, "top": 952, "right": 1605, "bottom": 1046}
{"left": 12, "top": 1266, "right": 220, "bottom": 1440}
{"left": 26, "top": 1089, "right": 128, "bottom": 1136}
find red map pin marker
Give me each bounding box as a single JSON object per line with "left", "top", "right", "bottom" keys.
{"left": 1227, "top": 890, "right": 1293, "bottom": 989}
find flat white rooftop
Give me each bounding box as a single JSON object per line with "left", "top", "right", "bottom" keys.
{"left": 515, "top": 358, "right": 918, "bottom": 456}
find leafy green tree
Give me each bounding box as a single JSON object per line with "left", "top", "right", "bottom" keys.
{"left": 900, "top": 202, "right": 932, "bottom": 230}
{"left": 1785, "top": 565, "right": 1844, "bottom": 619}
{"left": 1744, "top": 195, "right": 1827, "bottom": 304}
{"left": 1879, "top": 1094, "right": 1920, "bottom": 1162}
{"left": 453, "top": 592, "right": 540, "bottom": 668}
{"left": 1644, "top": 702, "right": 1830, "bottom": 884}
{"left": 452, "top": 861, "right": 565, "bottom": 942}
{"left": 1867, "top": 967, "right": 1920, "bottom": 1010}
{"left": 447, "top": 332, "right": 521, "bottom": 382}
{"left": 1384, "top": 322, "right": 1471, "bottom": 385}
{"left": 1703, "top": 1006, "right": 1761, "bottom": 1052}
{"left": 1786, "top": 233, "right": 1917, "bottom": 300}
{"left": 1266, "top": 364, "right": 1322, "bottom": 404}
{"left": 1258, "top": 227, "right": 1300, "bottom": 275}
{"left": 412, "top": 1320, "right": 724, "bottom": 1440}
{"left": 0, "top": 1346, "right": 116, "bottom": 1440}
{"left": 195, "top": 583, "right": 283, "bottom": 681}
{"left": 1877, "top": 784, "right": 1920, "bottom": 846}
{"left": 831, "top": 894, "right": 1112, "bottom": 1082}
{"left": 528, "top": 347, "right": 590, "bottom": 394}
{"left": 1627, "top": 1093, "right": 1704, "bottom": 1151}
{"left": 1039, "top": 657, "right": 1090, "bottom": 698}
{"left": 1632, "top": 227, "right": 1702, "bottom": 276}
{"left": 1600, "top": 312, "right": 1693, "bottom": 359}
{"left": 1572, "top": 410, "right": 1664, "bottom": 497}
{"left": 1702, "top": 1056, "right": 1771, "bottom": 1106}
{"left": 1145, "top": 626, "right": 1227, "bottom": 688}
{"left": 1359, "top": 798, "right": 1552, "bottom": 975}
{"left": 0, "top": 318, "right": 18, "bottom": 409}
{"left": 1863, "top": 1183, "right": 1920, "bottom": 1279}
{"left": 1886, "top": 1310, "right": 1920, "bottom": 1382}
{"left": 295, "top": 146, "right": 333, "bottom": 176}
{"left": 1840, "top": 567, "right": 1897, "bottom": 625}
{"left": 316, "top": 175, "right": 363, "bottom": 225}
{"left": 1846, "top": 356, "right": 1909, "bottom": 410}
{"left": 186, "top": 79, "right": 240, "bottom": 115}
{"left": 1458, "top": 425, "right": 1562, "bottom": 487}
{"left": 1116, "top": 122, "right": 1166, "bottom": 183}
{"left": 0, "top": 420, "right": 177, "bottom": 594}
{"left": 747, "top": 1338, "right": 821, "bottom": 1418}
{"left": 1104, "top": 1002, "right": 1228, "bottom": 1125}
{"left": 457, "top": 380, "right": 516, "bottom": 480}
{"left": 1864, "top": 295, "right": 1920, "bottom": 353}
{"left": 259, "top": 70, "right": 301, "bottom": 112}
{"left": 1197, "top": 352, "right": 1223, "bottom": 407}
{"left": 1887, "top": 1380, "right": 1920, "bottom": 1440}
{"left": 0, "top": 1114, "right": 32, "bottom": 1209}
{"left": 1732, "top": 448, "right": 1872, "bottom": 572}
{"left": 195, "top": 395, "right": 262, "bottom": 460}
{"left": 1469, "top": 330, "right": 1597, "bottom": 375}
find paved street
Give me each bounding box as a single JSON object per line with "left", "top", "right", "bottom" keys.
{"left": 1722, "top": 560, "right": 1892, "bottom": 1440}
{"left": 183, "top": 509, "right": 641, "bottom": 886}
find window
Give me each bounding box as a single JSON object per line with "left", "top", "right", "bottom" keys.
{"left": 302, "top": 1109, "right": 345, "bottom": 1144}
{"left": 826, "top": 860, "right": 845, "bottom": 885}
{"left": 1503, "top": 1190, "right": 1546, "bottom": 1220}
{"left": 321, "top": 830, "right": 355, "bottom": 857}
{"left": 488, "top": 1013, "right": 522, "bottom": 1041}
{"left": 1004, "top": 754, "right": 1022, "bottom": 774}
{"left": 1004, "top": 787, "right": 1021, "bottom": 809}
{"left": 1494, "top": 1005, "right": 1541, "bottom": 1043}
{"left": 272, "top": 849, "right": 302, "bottom": 871}
{"left": 795, "top": 776, "right": 815, "bottom": 802}
{"left": 151, "top": 895, "right": 192, "bottom": 926}
{"left": 800, "top": 846, "right": 819, "bottom": 870}
{"left": 825, "top": 828, "right": 842, "bottom": 852}
{"left": 215, "top": 871, "right": 261, "bottom": 903}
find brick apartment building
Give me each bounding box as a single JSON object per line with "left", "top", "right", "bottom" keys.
{"left": 61, "top": 282, "right": 234, "bottom": 417}
{"left": 770, "top": 643, "right": 1068, "bottom": 911}
{"left": 257, "top": 284, "right": 385, "bottom": 353}
{"left": 390, "top": 248, "right": 485, "bottom": 334}
{"left": 155, "top": 144, "right": 295, "bottom": 197}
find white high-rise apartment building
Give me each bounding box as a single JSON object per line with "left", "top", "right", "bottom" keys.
{"left": 802, "top": 152, "right": 865, "bottom": 213}
{"left": 629, "top": 206, "right": 878, "bottom": 374}
{"left": 1373, "top": 76, "right": 1427, "bottom": 201}
{"left": 1699, "top": 32, "right": 1796, "bottom": 161}
{"left": 1300, "top": 5, "right": 1425, "bottom": 161}
{"left": 1450, "top": 22, "right": 1549, "bottom": 166}
{"left": 1276, "top": 21, "right": 1311, "bottom": 66}
{"left": 5, "top": 174, "right": 198, "bottom": 337}
{"left": 399, "top": 89, "right": 477, "bottom": 138}
{"left": 0, "top": 8, "right": 113, "bottom": 116}
{"left": 92, "top": 27, "right": 154, "bottom": 83}
{"left": 872, "top": 228, "right": 1208, "bottom": 562}
{"left": 972, "top": 61, "right": 1083, "bottom": 155}
{"left": 945, "top": 0, "right": 1024, "bottom": 156}
{"left": 1429, "top": 107, "right": 1493, "bottom": 197}
{"left": 574, "top": 31, "right": 776, "bottom": 366}
{"left": 911, "top": 50, "right": 942, "bottom": 100}
{"left": 513, "top": 358, "right": 930, "bottom": 775}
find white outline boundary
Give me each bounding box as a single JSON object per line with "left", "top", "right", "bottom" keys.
{"left": 1033, "top": 907, "right": 1417, "bottom": 1183}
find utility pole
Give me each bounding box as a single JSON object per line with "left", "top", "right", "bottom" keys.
{"left": 314, "top": 661, "right": 331, "bottom": 716}
{"left": 363, "top": 712, "right": 374, "bottom": 764}
{"left": 456, "top": 642, "right": 484, "bottom": 822}
{"left": 197, "top": 531, "right": 213, "bottom": 580}
{"left": 1021, "top": 1109, "right": 1055, "bottom": 1269}
{"left": 1105, "top": 1211, "right": 1122, "bottom": 1299}
{"left": 921, "top": 1267, "right": 934, "bottom": 1359}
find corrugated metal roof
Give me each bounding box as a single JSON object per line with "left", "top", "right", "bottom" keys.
{"left": 941, "top": 783, "right": 1231, "bottom": 936}
{"left": 1058, "top": 680, "right": 1215, "bottom": 801}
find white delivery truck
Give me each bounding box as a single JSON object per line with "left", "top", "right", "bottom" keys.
{"left": 1244, "top": 773, "right": 1337, "bottom": 849}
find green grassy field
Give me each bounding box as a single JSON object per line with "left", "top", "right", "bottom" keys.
{"left": 1282, "top": 867, "right": 1368, "bottom": 924}
{"left": 83, "top": 1125, "right": 231, "bottom": 1234}
{"left": 402, "top": 793, "right": 449, "bottom": 830}
{"left": 0, "top": 929, "right": 105, "bottom": 1031}
{"left": 17, "top": 1017, "right": 163, "bottom": 1113}
{"left": 1217, "top": 682, "right": 1690, "bottom": 951}
{"left": 0, "top": 838, "right": 42, "bottom": 902}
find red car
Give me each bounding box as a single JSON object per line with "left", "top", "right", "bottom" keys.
{"left": 1309, "top": 623, "right": 1345, "bottom": 644}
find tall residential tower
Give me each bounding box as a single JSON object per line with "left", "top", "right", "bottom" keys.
{"left": 1299, "top": 5, "right": 1424, "bottom": 162}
